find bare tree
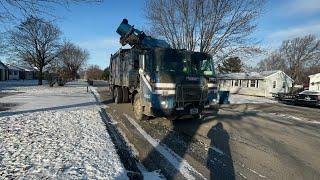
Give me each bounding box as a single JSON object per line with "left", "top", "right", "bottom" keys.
{"left": 86, "top": 65, "right": 103, "bottom": 80}
{"left": 145, "top": 0, "right": 265, "bottom": 62}
{"left": 58, "top": 41, "right": 89, "bottom": 80}
{"left": 9, "top": 16, "right": 61, "bottom": 85}
{"left": 0, "top": 0, "right": 102, "bottom": 23}
{"left": 256, "top": 34, "right": 320, "bottom": 85}
{"left": 279, "top": 35, "right": 320, "bottom": 85}
{"left": 102, "top": 67, "right": 110, "bottom": 80}
{"left": 0, "top": 33, "right": 5, "bottom": 54}
{"left": 257, "top": 52, "right": 286, "bottom": 71}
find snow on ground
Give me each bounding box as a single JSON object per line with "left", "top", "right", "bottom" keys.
{"left": 0, "top": 81, "right": 127, "bottom": 179}
{"left": 266, "top": 112, "right": 320, "bottom": 125}
{"left": 1, "top": 81, "right": 95, "bottom": 113}
{"left": 229, "top": 94, "right": 277, "bottom": 104}
{"left": 0, "top": 80, "right": 47, "bottom": 92}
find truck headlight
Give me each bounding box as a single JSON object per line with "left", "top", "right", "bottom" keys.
{"left": 211, "top": 98, "right": 218, "bottom": 104}
{"left": 161, "top": 100, "right": 168, "bottom": 109}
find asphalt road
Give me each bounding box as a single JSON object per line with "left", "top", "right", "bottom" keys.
{"left": 97, "top": 87, "right": 320, "bottom": 180}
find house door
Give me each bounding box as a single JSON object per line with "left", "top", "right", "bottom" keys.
{"left": 5, "top": 70, "right": 8, "bottom": 80}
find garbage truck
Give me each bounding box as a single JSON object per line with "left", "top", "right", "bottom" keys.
{"left": 109, "top": 19, "right": 219, "bottom": 120}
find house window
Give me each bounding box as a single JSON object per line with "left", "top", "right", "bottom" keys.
{"left": 247, "top": 80, "right": 249, "bottom": 87}
{"left": 223, "top": 80, "right": 226, "bottom": 86}
{"left": 234, "top": 80, "right": 239, "bottom": 86}
{"left": 250, "top": 80, "right": 256, "bottom": 87}
{"left": 240, "top": 80, "right": 242, "bottom": 87}
{"left": 231, "top": 80, "right": 234, "bottom": 86}
{"left": 273, "top": 81, "right": 276, "bottom": 88}
{"left": 282, "top": 82, "right": 285, "bottom": 89}
{"left": 256, "top": 80, "right": 259, "bottom": 88}
{"left": 9, "top": 70, "right": 13, "bottom": 75}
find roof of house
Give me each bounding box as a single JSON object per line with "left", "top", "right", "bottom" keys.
{"left": 6, "top": 64, "right": 38, "bottom": 72}
{"left": 6, "top": 64, "right": 23, "bottom": 71}
{"left": 17, "top": 66, "right": 38, "bottom": 72}
{"left": 0, "top": 61, "right": 8, "bottom": 69}
{"left": 217, "top": 70, "right": 283, "bottom": 80}
{"left": 309, "top": 72, "right": 320, "bottom": 78}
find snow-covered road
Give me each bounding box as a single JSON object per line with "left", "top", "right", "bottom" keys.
{"left": 0, "top": 81, "right": 127, "bottom": 179}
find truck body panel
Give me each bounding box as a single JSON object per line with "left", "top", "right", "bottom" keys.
{"left": 109, "top": 19, "right": 219, "bottom": 119}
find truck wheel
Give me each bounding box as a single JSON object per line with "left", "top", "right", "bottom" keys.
{"left": 133, "top": 94, "right": 145, "bottom": 121}
{"left": 168, "top": 115, "right": 178, "bottom": 121}
{"left": 114, "top": 87, "right": 123, "bottom": 104}
{"left": 123, "top": 87, "right": 129, "bottom": 103}
{"left": 193, "top": 114, "right": 201, "bottom": 120}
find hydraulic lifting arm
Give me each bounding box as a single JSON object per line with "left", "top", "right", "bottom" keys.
{"left": 116, "top": 19, "right": 171, "bottom": 49}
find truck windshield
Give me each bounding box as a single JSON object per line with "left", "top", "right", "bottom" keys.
{"left": 182, "top": 53, "right": 215, "bottom": 76}
{"left": 154, "top": 49, "right": 184, "bottom": 74}
{"left": 154, "top": 49, "right": 215, "bottom": 76}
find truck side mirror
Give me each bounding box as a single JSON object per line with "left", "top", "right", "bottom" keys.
{"left": 139, "top": 54, "right": 146, "bottom": 70}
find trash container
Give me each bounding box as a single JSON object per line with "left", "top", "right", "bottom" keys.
{"left": 87, "top": 80, "right": 93, "bottom": 86}
{"left": 219, "top": 91, "right": 230, "bottom": 104}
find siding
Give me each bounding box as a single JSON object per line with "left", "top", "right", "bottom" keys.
{"left": 0, "top": 69, "right": 4, "bottom": 81}
{"left": 309, "top": 74, "right": 320, "bottom": 91}
{"left": 8, "top": 70, "right": 20, "bottom": 80}
{"left": 265, "top": 71, "right": 293, "bottom": 96}
{"left": 25, "top": 71, "right": 36, "bottom": 80}
{"left": 0, "top": 63, "right": 7, "bottom": 81}
{"left": 219, "top": 79, "right": 267, "bottom": 97}
{"left": 218, "top": 71, "right": 294, "bottom": 97}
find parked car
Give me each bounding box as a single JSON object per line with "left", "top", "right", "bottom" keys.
{"left": 273, "top": 87, "right": 304, "bottom": 102}
{"left": 295, "top": 90, "right": 320, "bottom": 107}
{"left": 273, "top": 92, "right": 296, "bottom": 102}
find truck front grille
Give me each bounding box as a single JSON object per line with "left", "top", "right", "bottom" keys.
{"left": 176, "top": 85, "right": 207, "bottom": 102}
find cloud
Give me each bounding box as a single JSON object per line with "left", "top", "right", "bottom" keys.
{"left": 267, "top": 23, "right": 320, "bottom": 43}
{"left": 280, "top": 0, "right": 320, "bottom": 16}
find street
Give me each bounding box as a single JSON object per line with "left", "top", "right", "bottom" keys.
{"left": 97, "top": 87, "right": 320, "bottom": 180}
{"left": 1, "top": 0, "right": 320, "bottom": 179}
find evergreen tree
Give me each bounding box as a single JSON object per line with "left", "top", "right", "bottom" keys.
{"left": 218, "top": 57, "right": 243, "bottom": 73}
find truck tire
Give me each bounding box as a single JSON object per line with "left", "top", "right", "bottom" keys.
{"left": 114, "top": 87, "right": 123, "bottom": 104}
{"left": 192, "top": 114, "right": 201, "bottom": 120}
{"left": 167, "top": 115, "right": 178, "bottom": 121}
{"left": 122, "top": 87, "right": 129, "bottom": 103}
{"left": 133, "top": 93, "right": 145, "bottom": 121}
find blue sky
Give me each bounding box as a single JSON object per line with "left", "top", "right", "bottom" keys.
{"left": 54, "top": 0, "right": 148, "bottom": 69}
{"left": 3, "top": 0, "right": 320, "bottom": 68}
{"left": 254, "top": 0, "right": 320, "bottom": 49}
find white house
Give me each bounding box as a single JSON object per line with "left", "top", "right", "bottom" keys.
{"left": 0, "top": 61, "right": 9, "bottom": 81}
{"left": 218, "top": 70, "right": 294, "bottom": 97}
{"left": 18, "top": 66, "right": 38, "bottom": 80}
{"left": 309, "top": 73, "right": 320, "bottom": 91}
{"left": 5, "top": 64, "right": 38, "bottom": 80}
{"left": 7, "top": 64, "right": 22, "bottom": 80}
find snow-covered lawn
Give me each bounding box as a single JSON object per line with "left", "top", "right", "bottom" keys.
{"left": 229, "top": 94, "right": 277, "bottom": 104}
{"left": 0, "top": 82, "right": 95, "bottom": 113}
{"left": 0, "top": 80, "right": 47, "bottom": 91}
{"left": 0, "top": 81, "right": 126, "bottom": 179}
